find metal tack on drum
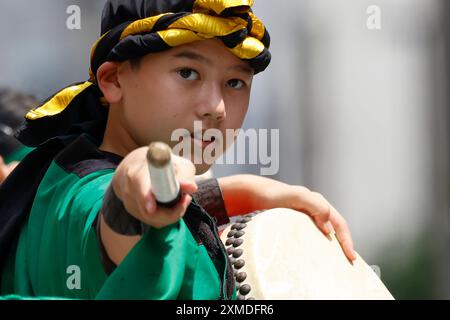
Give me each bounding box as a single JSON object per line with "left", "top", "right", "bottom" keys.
{"left": 239, "top": 284, "right": 251, "bottom": 295}
{"left": 236, "top": 272, "right": 247, "bottom": 283}
{"left": 235, "top": 223, "right": 247, "bottom": 230}
{"left": 232, "top": 239, "right": 244, "bottom": 247}
{"left": 234, "top": 259, "right": 245, "bottom": 269}
{"left": 225, "top": 238, "right": 235, "bottom": 246}
{"left": 234, "top": 231, "right": 245, "bottom": 238}
{"left": 227, "top": 230, "right": 237, "bottom": 238}
{"left": 232, "top": 248, "right": 243, "bottom": 258}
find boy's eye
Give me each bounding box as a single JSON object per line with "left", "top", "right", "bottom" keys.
{"left": 177, "top": 68, "right": 200, "bottom": 81}
{"left": 226, "top": 79, "right": 245, "bottom": 89}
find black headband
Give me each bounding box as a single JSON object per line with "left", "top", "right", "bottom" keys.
{"left": 18, "top": 0, "right": 271, "bottom": 147}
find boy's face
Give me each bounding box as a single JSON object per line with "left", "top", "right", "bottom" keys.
{"left": 114, "top": 38, "right": 254, "bottom": 174}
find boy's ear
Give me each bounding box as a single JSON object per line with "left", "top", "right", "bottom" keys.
{"left": 96, "top": 62, "right": 122, "bottom": 104}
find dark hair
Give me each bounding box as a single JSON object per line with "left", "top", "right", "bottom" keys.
{"left": 0, "top": 88, "right": 38, "bottom": 157}
{"left": 129, "top": 56, "right": 143, "bottom": 70}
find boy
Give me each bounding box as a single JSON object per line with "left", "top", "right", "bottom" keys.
{"left": 0, "top": 0, "right": 355, "bottom": 300}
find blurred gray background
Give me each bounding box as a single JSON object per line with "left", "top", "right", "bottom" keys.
{"left": 0, "top": 0, "right": 448, "bottom": 299}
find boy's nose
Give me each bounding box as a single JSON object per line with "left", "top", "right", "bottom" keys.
{"left": 195, "top": 89, "right": 226, "bottom": 122}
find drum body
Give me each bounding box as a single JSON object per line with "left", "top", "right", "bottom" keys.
{"left": 220, "top": 208, "right": 394, "bottom": 300}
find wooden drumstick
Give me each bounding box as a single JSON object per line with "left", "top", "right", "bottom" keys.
{"left": 147, "top": 142, "right": 182, "bottom": 208}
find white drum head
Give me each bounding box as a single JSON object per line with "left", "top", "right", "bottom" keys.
{"left": 220, "top": 208, "right": 394, "bottom": 300}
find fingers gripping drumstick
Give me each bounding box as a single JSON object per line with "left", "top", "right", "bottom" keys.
{"left": 146, "top": 142, "right": 182, "bottom": 208}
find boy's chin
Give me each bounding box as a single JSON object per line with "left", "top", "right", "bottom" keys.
{"left": 194, "top": 163, "right": 212, "bottom": 176}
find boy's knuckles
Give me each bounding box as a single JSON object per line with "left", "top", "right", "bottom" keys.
{"left": 312, "top": 203, "right": 331, "bottom": 219}
{"left": 125, "top": 167, "right": 139, "bottom": 181}
{"left": 295, "top": 186, "right": 311, "bottom": 196}
{"left": 311, "top": 191, "right": 326, "bottom": 202}
{"left": 310, "top": 193, "right": 329, "bottom": 210}
{"left": 122, "top": 179, "right": 133, "bottom": 197}
{"left": 174, "top": 157, "right": 195, "bottom": 172}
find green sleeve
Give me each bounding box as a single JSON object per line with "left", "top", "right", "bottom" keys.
{"left": 93, "top": 194, "right": 223, "bottom": 299}
{"left": 5, "top": 162, "right": 224, "bottom": 300}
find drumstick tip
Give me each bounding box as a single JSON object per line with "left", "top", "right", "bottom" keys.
{"left": 147, "top": 142, "right": 172, "bottom": 168}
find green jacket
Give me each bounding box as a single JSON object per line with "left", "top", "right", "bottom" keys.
{"left": 0, "top": 134, "right": 235, "bottom": 300}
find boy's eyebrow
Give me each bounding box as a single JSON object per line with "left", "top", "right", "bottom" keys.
{"left": 173, "top": 50, "right": 254, "bottom": 75}
{"left": 229, "top": 64, "right": 254, "bottom": 75}
{"left": 174, "top": 50, "right": 213, "bottom": 65}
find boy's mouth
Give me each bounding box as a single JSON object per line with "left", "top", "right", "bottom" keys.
{"left": 190, "top": 131, "right": 216, "bottom": 148}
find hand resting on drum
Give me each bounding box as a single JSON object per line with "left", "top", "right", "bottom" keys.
{"left": 218, "top": 175, "right": 357, "bottom": 261}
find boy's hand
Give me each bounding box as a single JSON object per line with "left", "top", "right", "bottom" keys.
{"left": 272, "top": 184, "right": 356, "bottom": 261}
{"left": 112, "top": 146, "right": 198, "bottom": 229}
{"left": 219, "top": 175, "right": 357, "bottom": 261}
{"left": 0, "top": 155, "right": 19, "bottom": 183}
